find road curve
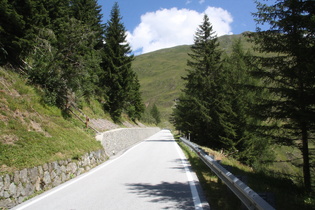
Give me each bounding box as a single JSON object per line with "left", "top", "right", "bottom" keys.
{"left": 13, "top": 130, "right": 210, "bottom": 210}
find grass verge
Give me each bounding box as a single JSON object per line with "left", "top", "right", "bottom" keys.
{"left": 177, "top": 140, "right": 242, "bottom": 210}
{"left": 175, "top": 135, "right": 315, "bottom": 210}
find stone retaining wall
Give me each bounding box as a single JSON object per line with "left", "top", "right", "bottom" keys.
{"left": 0, "top": 150, "right": 107, "bottom": 209}
{"left": 96, "top": 127, "right": 161, "bottom": 157}
{"left": 0, "top": 127, "right": 160, "bottom": 209}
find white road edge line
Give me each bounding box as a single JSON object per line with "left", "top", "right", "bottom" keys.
{"left": 174, "top": 140, "right": 204, "bottom": 210}
{"left": 13, "top": 136, "right": 150, "bottom": 210}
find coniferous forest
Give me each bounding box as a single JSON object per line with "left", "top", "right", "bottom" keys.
{"left": 0, "top": 0, "right": 144, "bottom": 122}
{"left": 171, "top": 0, "right": 315, "bottom": 193}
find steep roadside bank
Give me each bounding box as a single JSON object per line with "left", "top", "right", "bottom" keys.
{"left": 0, "top": 127, "right": 160, "bottom": 209}
{"left": 0, "top": 67, "right": 161, "bottom": 208}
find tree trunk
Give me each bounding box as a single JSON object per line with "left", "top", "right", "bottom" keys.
{"left": 301, "top": 123, "right": 311, "bottom": 192}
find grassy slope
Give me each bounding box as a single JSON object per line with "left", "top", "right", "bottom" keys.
{"left": 178, "top": 139, "right": 315, "bottom": 209}
{"left": 0, "top": 67, "right": 104, "bottom": 173}
{"left": 133, "top": 45, "right": 190, "bottom": 119}
{"left": 132, "top": 33, "right": 251, "bottom": 123}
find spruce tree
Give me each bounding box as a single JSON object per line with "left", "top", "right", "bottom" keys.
{"left": 124, "top": 72, "right": 144, "bottom": 122}
{"left": 224, "top": 39, "right": 274, "bottom": 166}
{"left": 101, "top": 2, "right": 138, "bottom": 122}
{"left": 70, "top": 0, "right": 104, "bottom": 49}
{"left": 251, "top": 0, "right": 315, "bottom": 191}
{"left": 0, "top": 0, "right": 51, "bottom": 65}
{"left": 151, "top": 104, "right": 161, "bottom": 125}
{"left": 56, "top": 17, "right": 100, "bottom": 103}
{"left": 25, "top": 0, "right": 103, "bottom": 106}
{"left": 1, "top": 0, "right": 105, "bottom": 107}
{"left": 0, "top": 0, "right": 23, "bottom": 65}
{"left": 173, "top": 15, "right": 235, "bottom": 149}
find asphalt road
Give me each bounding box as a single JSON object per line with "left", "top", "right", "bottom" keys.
{"left": 13, "top": 130, "right": 210, "bottom": 210}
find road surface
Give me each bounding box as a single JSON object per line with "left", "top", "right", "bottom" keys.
{"left": 13, "top": 130, "right": 210, "bottom": 210}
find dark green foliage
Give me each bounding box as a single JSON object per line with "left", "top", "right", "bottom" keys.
{"left": 56, "top": 17, "right": 101, "bottom": 99}
{"left": 70, "top": 0, "right": 104, "bottom": 49}
{"left": 125, "top": 73, "right": 145, "bottom": 122}
{"left": 250, "top": 0, "right": 315, "bottom": 191}
{"left": 150, "top": 104, "right": 161, "bottom": 125}
{"left": 0, "top": 0, "right": 38, "bottom": 65}
{"left": 223, "top": 39, "right": 273, "bottom": 166}
{"left": 171, "top": 15, "right": 274, "bottom": 169}
{"left": 1, "top": 0, "right": 106, "bottom": 108}
{"left": 100, "top": 2, "right": 144, "bottom": 122}
{"left": 26, "top": 28, "right": 66, "bottom": 106}
{"left": 141, "top": 108, "right": 157, "bottom": 125}
{"left": 0, "top": 0, "right": 144, "bottom": 121}
{"left": 173, "top": 15, "right": 235, "bottom": 149}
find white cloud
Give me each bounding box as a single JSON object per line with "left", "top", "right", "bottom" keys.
{"left": 127, "top": 7, "right": 233, "bottom": 54}
{"left": 199, "top": 0, "right": 205, "bottom": 4}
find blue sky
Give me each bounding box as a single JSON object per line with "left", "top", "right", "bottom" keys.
{"left": 98, "top": 0, "right": 270, "bottom": 54}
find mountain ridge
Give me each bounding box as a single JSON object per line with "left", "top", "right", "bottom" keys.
{"left": 132, "top": 33, "right": 252, "bottom": 125}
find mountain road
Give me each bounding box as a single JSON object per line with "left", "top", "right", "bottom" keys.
{"left": 12, "top": 130, "right": 209, "bottom": 210}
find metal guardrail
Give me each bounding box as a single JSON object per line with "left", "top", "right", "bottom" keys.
{"left": 180, "top": 137, "right": 276, "bottom": 210}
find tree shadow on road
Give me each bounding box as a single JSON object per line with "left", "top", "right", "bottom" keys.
{"left": 125, "top": 182, "right": 195, "bottom": 209}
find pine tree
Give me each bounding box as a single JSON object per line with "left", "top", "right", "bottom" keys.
{"left": 224, "top": 39, "right": 274, "bottom": 166}
{"left": 1, "top": 0, "right": 105, "bottom": 107}
{"left": 173, "top": 15, "right": 235, "bottom": 149}
{"left": 56, "top": 17, "right": 101, "bottom": 103}
{"left": 25, "top": 0, "right": 103, "bottom": 106}
{"left": 251, "top": 0, "right": 315, "bottom": 191}
{"left": 125, "top": 72, "right": 144, "bottom": 122}
{"left": 70, "top": 0, "right": 104, "bottom": 49}
{"left": 0, "top": 0, "right": 51, "bottom": 65}
{"left": 150, "top": 104, "right": 161, "bottom": 125}
{"left": 0, "top": 0, "right": 22, "bottom": 65}
{"left": 101, "top": 2, "right": 137, "bottom": 122}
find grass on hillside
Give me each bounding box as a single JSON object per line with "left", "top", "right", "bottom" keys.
{"left": 0, "top": 67, "right": 104, "bottom": 174}
{"left": 133, "top": 45, "right": 190, "bottom": 118}
{"left": 176, "top": 135, "right": 315, "bottom": 210}
{"left": 132, "top": 33, "right": 255, "bottom": 126}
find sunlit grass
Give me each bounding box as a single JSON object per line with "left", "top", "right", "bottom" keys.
{"left": 175, "top": 133, "right": 315, "bottom": 209}
{"left": 0, "top": 68, "right": 103, "bottom": 174}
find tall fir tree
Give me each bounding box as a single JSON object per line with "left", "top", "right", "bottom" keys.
{"left": 70, "top": 0, "right": 104, "bottom": 49}
{"left": 23, "top": 0, "right": 104, "bottom": 107}
{"left": 55, "top": 17, "right": 101, "bottom": 104}
{"left": 250, "top": 0, "right": 315, "bottom": 191}
{"left": 0, "top": 0, "right": 51, "bottom": 65}
{"left": 172, "top": 15, "right": 235, "bottom": 150}
{"left": 125, "top": 72, "right": 145, "bottom": 122}
{"left": 68, "top": 0, "right": 104, "bottom": 100}
{"left": 101, "top": 2, "right": 143, "bottom": 122}
{"left": 224, "top": 39, "right": 274, "bottom": 166}
{"left": 1, "top": 0, "right": 109, "bottom": 109}
{"left": 0, "top": 0, "right": 23, "bottom": 65}
{"left": 150, "top": 104, "right": 161, "bottom": 125}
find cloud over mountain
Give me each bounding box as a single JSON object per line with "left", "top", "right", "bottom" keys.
{"left": 127, "top": 6, "right": 233, "bottom": 54}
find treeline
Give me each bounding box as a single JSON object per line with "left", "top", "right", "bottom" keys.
{"left": 0, "top": 1, "right": 144, "bottom": 122}
{"left": 171, "top": 0, "right": 315, "bottom": 192}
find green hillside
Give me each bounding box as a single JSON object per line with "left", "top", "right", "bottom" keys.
{"left": 132, "top": 33, "right": 252, "bottom": 124}
{"left": 0, "top": 67, "right": 138, "bottom": 174}
{"left": 133, "top": 33, "right": 315, "bottom": 197}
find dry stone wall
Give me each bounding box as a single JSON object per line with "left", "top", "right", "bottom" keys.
{"left": 96, "top": 127, "right": 161, "bottom": 157}
{"left": 0, "top": 150, "right": 107, "bottom": 209}
{"left": 0, "top": 127, "right": 160, "bottom": 209}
